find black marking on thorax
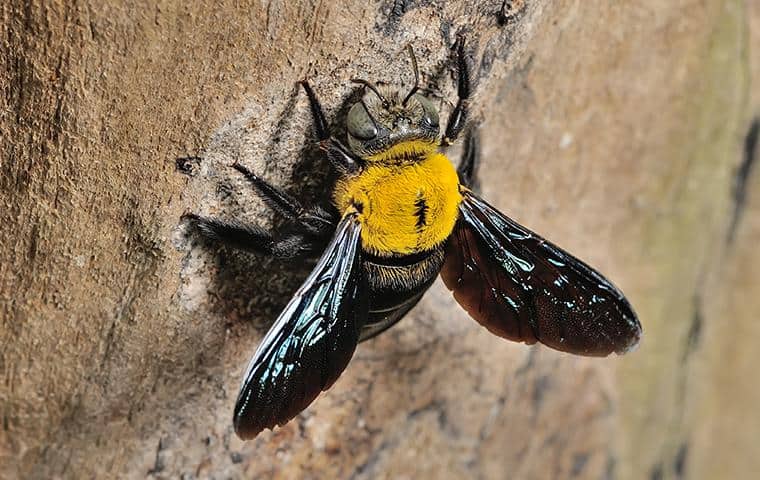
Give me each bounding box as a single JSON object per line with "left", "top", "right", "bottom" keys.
{"left": 414, "top": 195, "right": 429, "bottom": 230}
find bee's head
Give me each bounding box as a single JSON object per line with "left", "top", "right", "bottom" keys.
{"left": 345, "top": 46, "right": 440, "bottom": 160}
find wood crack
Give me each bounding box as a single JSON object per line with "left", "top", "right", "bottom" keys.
{"left": 727, "top": 116, "right": 759, "bottom": 243}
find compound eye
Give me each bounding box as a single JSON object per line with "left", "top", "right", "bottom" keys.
{"left": 415, "top": 94, "right": 439, "bottom": 128}
{"left": 347, "top": 102, "right": 378, "bottom": 140}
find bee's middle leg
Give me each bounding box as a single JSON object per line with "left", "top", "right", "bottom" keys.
{"left": 231, "top": 162, "right": 303, "bottom": 220}
{"left": 231, "top": 157, "right": 338, "bottom": 236}
{"left": 457, "top": 128, "right": 480, "bottom": 191}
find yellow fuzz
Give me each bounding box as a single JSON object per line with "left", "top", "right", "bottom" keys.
{"left": 365, "top": 139, "right": 438, "bottom": 163}
{"left": 334, "top": 146, "right": 462, "bottom": 256}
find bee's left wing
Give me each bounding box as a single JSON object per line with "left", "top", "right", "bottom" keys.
{"left": 441, "top": 191, "right": 641, "bottom": 357}
{"left": 233, "top": 214, "right": 367, "bottom": 439}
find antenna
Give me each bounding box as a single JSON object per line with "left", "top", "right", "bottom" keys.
{"left": 402, "top": 45, "right": 420, "bottom": 106}
{"left": 351, "top": 79, "right": 390, "bottom": 108}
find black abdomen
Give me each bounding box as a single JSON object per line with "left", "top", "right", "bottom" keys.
{"left": 359, "top": 246, "right": 445, "bottom": 341}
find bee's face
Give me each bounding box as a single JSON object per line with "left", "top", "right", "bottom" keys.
{"left": 346, "top": 87, "right": 440, "bottom": 159}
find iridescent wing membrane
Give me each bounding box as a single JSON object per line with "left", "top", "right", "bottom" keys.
{"left": 442, "top": 191, "right": 641, "bottom": 356}
{"left": 233, "top": 215, "right": 367, "bottom": 439}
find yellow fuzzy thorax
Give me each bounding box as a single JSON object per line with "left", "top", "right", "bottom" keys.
{"left": 365, "top": 139, "right": 438, "bottom": 163}
{"left": 333, "top": 144, "right": 462, "bottom": 257}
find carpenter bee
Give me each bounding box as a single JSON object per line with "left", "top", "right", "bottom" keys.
{"left": 184, "top": 37, "right": 642, "bottom": 440}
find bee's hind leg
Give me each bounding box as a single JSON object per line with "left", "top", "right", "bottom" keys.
{"left": 185, "top": 147, "right": 340, "bottom": 259}
{"left": 457, "top": 128, "right": 481, "bottom": 192}
{"left": 183, "top": 213, "right": 277, "bottom": 256}
{"left": 183, "top": 212, "right": 334, "bottom": 260}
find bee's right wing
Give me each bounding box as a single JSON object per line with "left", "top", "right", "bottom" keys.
{"left": 441, "top": 191, "right": 641, "bottom": 357}
{"left": 233, "top": 214, "right": 367, "bottom": 439}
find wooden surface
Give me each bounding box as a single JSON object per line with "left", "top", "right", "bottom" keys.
{"left": 1, "top": 1, "right": 758, "bottom": 478}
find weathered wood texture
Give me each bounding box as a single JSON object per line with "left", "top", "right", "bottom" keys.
{"left": 1, "top": 1, "right": 758, "bottom": 479}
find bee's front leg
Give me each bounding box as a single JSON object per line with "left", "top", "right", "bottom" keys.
{"left": 443, "top": 35, "right": 471, "bottom": 146}
{"left": 299, "top": 80, "right": 362, "bottom": 174}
